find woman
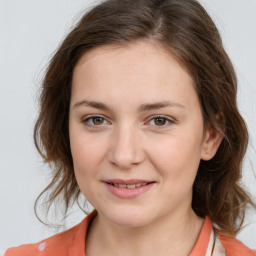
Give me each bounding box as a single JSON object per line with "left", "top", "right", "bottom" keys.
{"left": 5, "top": 0, "right": 256, "bottom": 255}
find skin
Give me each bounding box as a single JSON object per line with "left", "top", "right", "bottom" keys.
{"left": 69, "top": 40, "right": 223, "bottom": 256}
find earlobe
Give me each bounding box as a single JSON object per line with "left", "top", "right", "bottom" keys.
{"left": 200, "top": 123, "right": 224, "bottom": 161}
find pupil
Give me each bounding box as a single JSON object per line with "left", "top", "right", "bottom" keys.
{"left": 93, "top": 117, "right": 103, "bottom": 125}
{"left": 155, "top": 118, "right": 166, "bottom": 126}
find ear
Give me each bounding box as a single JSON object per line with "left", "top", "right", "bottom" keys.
{"left": 200, "top": 120, "right": 224, "bottom": 161}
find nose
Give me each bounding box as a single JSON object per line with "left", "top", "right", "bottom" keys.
{"left": 108, "top": 125, "right": 145, "bottom": 170}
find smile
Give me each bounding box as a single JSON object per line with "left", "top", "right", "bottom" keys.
{"left": 112, "top": 183, "right": 148, "bottom": 188}
{"left": 104, "top": 179, "right": 155, "bottom": 199}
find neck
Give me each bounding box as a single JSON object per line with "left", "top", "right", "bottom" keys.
{"left": 86, "top": 208, "right": 204, "bottom": 256}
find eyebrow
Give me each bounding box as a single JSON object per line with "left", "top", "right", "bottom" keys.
{"left": 72, "top": 100, "right": 185, "bottom": 112}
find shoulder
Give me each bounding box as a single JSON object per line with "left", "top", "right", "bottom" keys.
{"left": 4, "top": 223, "right": 80, "bottom": 256}
{"left": 218, "top": 231, "right": 256, "bottom": 256}
{"left": 4, "top": 210, "right": 97, "bottom": 256}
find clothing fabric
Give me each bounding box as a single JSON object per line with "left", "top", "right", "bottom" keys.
{"left": 5, "top": 211, "right": 255, "bottom": 256}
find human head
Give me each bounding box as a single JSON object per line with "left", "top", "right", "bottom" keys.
{"left": 34, "top": 0, "right": 251, "bottom": 235}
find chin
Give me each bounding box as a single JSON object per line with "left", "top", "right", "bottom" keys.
{"left": 102, "top": 206, "right": 155, "bottom": 228}
{"left": 110, "top": 216, "right": 151, "bottom": 228}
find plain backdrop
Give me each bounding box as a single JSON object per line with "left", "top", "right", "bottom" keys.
{"left": 0, "top": 0, "right": 256, "bottom": 253}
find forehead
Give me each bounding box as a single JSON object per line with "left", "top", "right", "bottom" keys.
{"left": 71, "top": 41, "right": 199, "bottom": 112}
{"left": 75, "top": 41, "right": 187, "bottom": 75}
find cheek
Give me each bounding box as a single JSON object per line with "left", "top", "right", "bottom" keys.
{"left": 70, "top": 133, "right": 106, "bottom": 202}
{"left": 148, "top": 133, "right": 202, "bottom": 181}
{"left": 70, "top": 131, "right": 107, "bottom": 177}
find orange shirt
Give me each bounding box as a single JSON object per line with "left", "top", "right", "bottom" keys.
{"left": 5, "top": 211, "right": 256, "bottom": 256}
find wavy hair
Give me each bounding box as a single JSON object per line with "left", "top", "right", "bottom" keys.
{"left": 34, "top": 0, "right": 254, "bottom": 235}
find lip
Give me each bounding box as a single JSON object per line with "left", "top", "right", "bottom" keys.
{"left": 104, "top": 179, "right": 153, "bottom": 185}
{"left": 103, "top": 179, "right": 155, "bottom": 199}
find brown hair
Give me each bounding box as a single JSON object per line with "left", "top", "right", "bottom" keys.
{"left": 34, "top": 0, "right": 254, "bottom": 235}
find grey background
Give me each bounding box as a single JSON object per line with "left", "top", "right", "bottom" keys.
{"left": 0, "top": 0, "right": 255, "bottom": 253}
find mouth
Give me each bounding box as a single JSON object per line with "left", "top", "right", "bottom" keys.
{"left": 106, "top": 182, "right": 153, "bottom": 189}
{"left": 103, "top": 179, "right": 155, "bottom": 199}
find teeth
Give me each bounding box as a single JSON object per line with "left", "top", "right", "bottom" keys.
{"left": 127, "top": 184, "right": 136, "bottom": 189}
{"left": 112, "top": 183, "right": 148, "bottom": 188}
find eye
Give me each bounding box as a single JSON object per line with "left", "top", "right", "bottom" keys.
{"left": 148, "top": 115, "right": 174, "bottom": 127}
{"left": 82, "top": 115, "right": 109, "bottom": 127}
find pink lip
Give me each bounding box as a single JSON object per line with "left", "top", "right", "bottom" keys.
{"left": 104, "top": 179, "right": 153, "bottom": 185}
{"left": 103, "top": 179, "right": 155, "bottom": 199}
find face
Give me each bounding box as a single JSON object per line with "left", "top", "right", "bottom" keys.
{"left": 69, "top": 41, "right": 219, "bottom": 228}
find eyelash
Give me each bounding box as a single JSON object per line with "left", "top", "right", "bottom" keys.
{"left": 82, "top": 115, "right": 175, "bottom": 129}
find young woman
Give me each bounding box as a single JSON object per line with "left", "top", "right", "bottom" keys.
{"left": 5, "top": 0, "right": 256, "bottom": 255}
